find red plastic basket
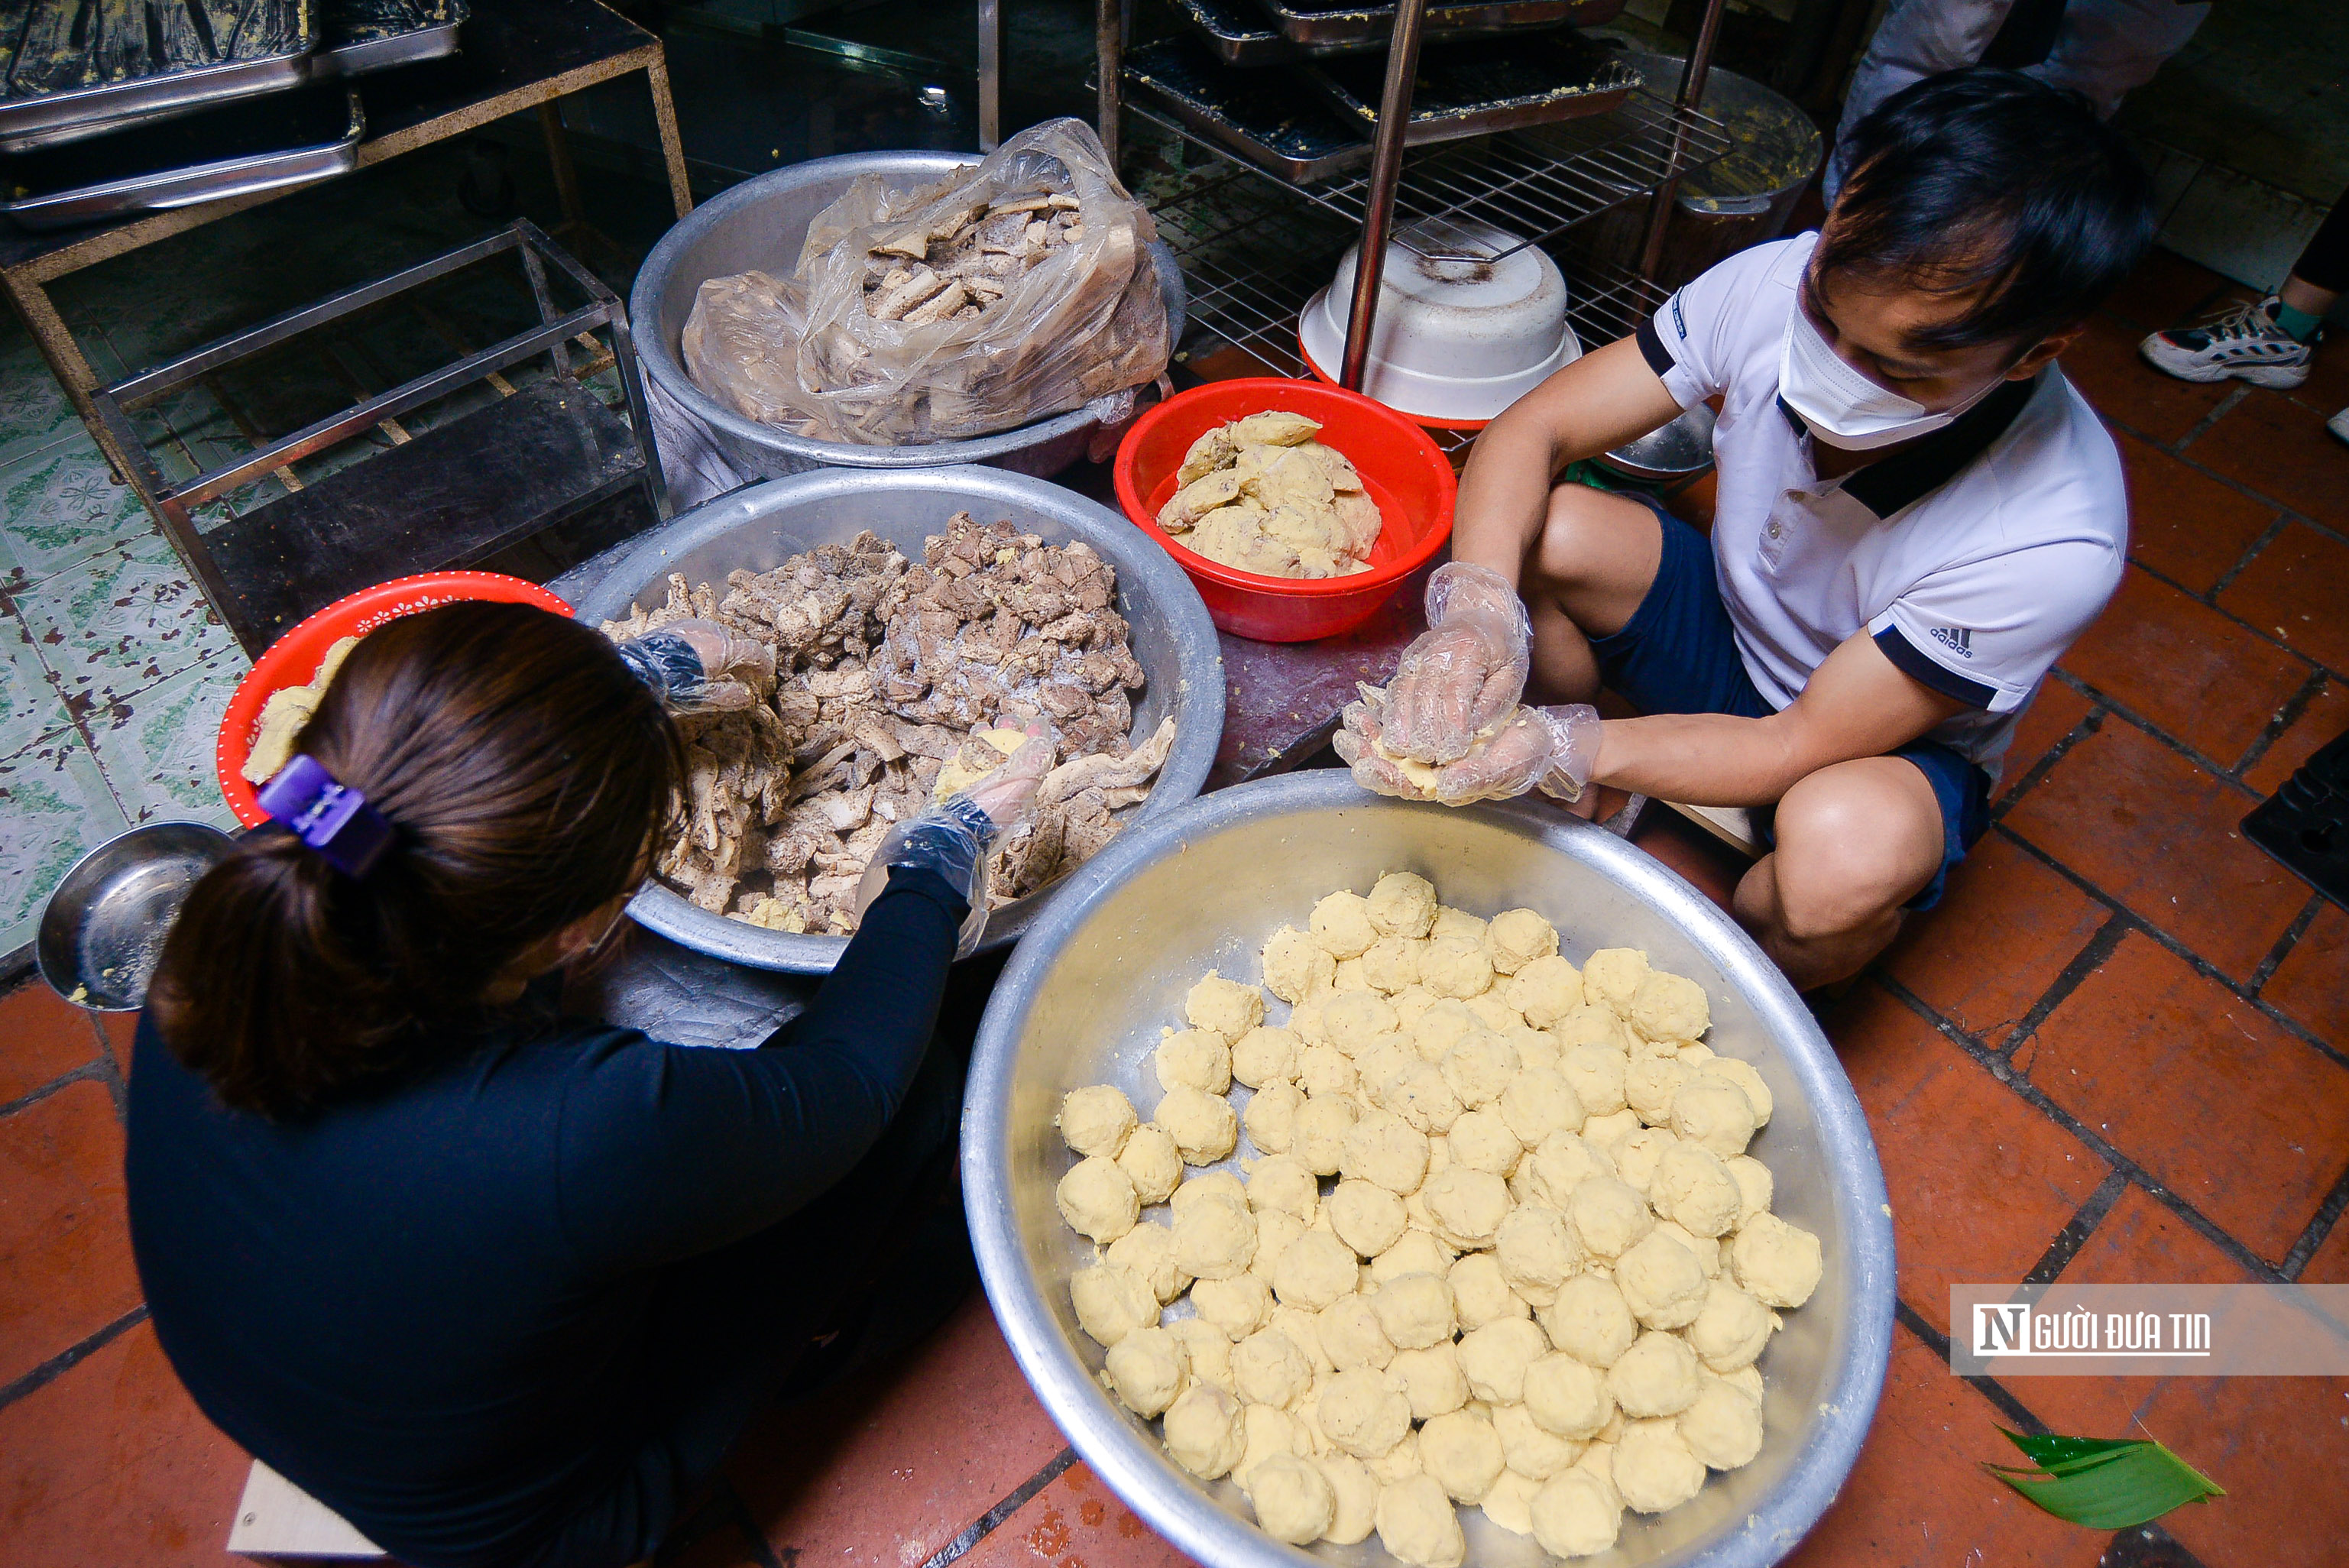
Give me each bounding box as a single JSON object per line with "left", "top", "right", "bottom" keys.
{"left": 215, "top": 572, "right": 573, "bottom": 827}
{"left": 1113, "top": 378, "right": 1457, "bottom": 642}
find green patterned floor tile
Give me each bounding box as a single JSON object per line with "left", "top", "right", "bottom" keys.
{"left": 80, "top": 646, "right": 245, "bottom": 828}
{"left": 14, "top": 526, "right": 236, "bottom": 712}
{"left": 0, "top": 600, "right": 73, "bottom": 760}
{"left": 0, "top": 437, "right": 155, "bottom": 591}
{"left": 0, "top": 724, "right": 131, "bottom": 959}
{"left": 0, "top": 330, "right": 87, "bottom": 469}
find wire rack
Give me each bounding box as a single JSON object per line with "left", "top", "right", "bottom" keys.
{"left": 1132, "top": 118, "right": 1673, "bottom": 454}
{"left": 1129, "top": 85, "right": 1729, "bottom": 264}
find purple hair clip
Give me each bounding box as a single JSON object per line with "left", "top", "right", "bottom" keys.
{"left": 255, "top": 753, "right": 396, "bottom": 878}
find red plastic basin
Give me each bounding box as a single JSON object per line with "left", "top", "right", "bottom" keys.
{"left": 1113, "top": 378, "right": 1456, "bottom": 643}
{"left": 215, "top": 572, "right": 572, "bottom": 827}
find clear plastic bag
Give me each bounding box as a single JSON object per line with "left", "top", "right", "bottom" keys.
{"left": 680, "top": 118, "right": 1170, "bottom": 446}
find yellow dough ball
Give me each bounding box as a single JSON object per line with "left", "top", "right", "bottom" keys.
{"left": 1362, "top": 935, "right": 1427, "bottom": 993}
{"left": 1386, "top": 1061, "right": 1466, "bottom": 1136}
{"left": 1056, "top": 1155, "right": 1139, "bottom": 1242}
{"left": 1583, "top": 1108, "right": 1644, "bottom": 1156}
{"left": 1611, "top": 1417, "right": 1706, "bottom": 1513}
{"left": 1678, "top": 1380, "right": 1764, "bottom": 1470}
{"left": 1372, "top": 1229, "right": 1458, "bottom": 1286}
{"left": 1446, "top": 1107, "right": 1524, "bottom": 1177}
{"left": 1421, "top": 1408, "right": 1506, "bottom": 1504}
{"left": 1495, "top": 1203, "right": 1581, "bottom": 1305}
{"left": 1247, "top": 1451, "right": 1335, "bottom": 1544}
{"left": 1070, "top": 1262, "right": 1158, "bottom": 1346}
{"left": 1272, "top": 1230, "right": 1358, "bottom": 1310}
{"left": 1156, "top": 1029, "right": 1233, "bottom": 1095}
{"left": 1430, "top": 906, "right": 1488, "bottom": 944}
{"left": 1421, "top": 936, "right": 1495, "bottom": 999}
{"left": 1327, "top": 1178, "right": 1408, "bottom": 1258}
{"left": 1105, "top": 1221, "right": 1190, "bottom": 1303}
{"left": 1447, "top": 1250, "right": 1529, "bottom": 1330}
{"left": 1323, "top": 990, "right": 1400, "bottom": 1054}
{"left": 1706, "top": 1055, "right": 1774, "bottom": 1126}
{"left": 1554, "top": 1003, "right": 1632, "bottom": 1053}
{"left": 1116, "top": 1124, "right": 1183, "bottom": 1203}
{"left": 1523, "top": 1349, "right": 1614, "bottom": 1438}
{"left": 1570, "top": 1175, "right": 1656, "bottom": 1260}
{"left": 1558, "top": 1043, "right": 1629, "bottom": 1118}
{"left": 1686, "top": 1278, "right": 1776, "bottom": 1372}
{"left": 1372, "top": 1271, "right": 1457, "bottom": 1349}
{"left": 1233, "top": 1327, "right": 1315, "bottom": 1408}
{"left": 1316, "top": 1453, "right": 1381, "bottom": 1544}
{"left": 1526, "top": 1129, "right": 1618, "bottom": 1210}
{"left": 1246, "top": 1152, "right": 1320, "bottom": 1223}
{"left": 1628, "top": 970, "right": 1709, "bottom": 1044}
{"left": 1726, "top": 1154, "right": 1775, "bottom": 1229}
{"left": 1580, "top": 948, "right": 1650, "bottom": 1014}
{"left": 1539, "top": 1275, "right": 1639, "bottom": 1370}
{"left": 1368, "top": 1427, "right": 1424, "bottom": 1485}
{"left": 1293, "top": 1093, "right": 1361, "bottom": 1176}
{"left": 1457, "top": 1317, "right": 1550, "bottom": 1405}
{"left": 1504, "top": 954, "right": 1583, "bottom": 1025}
{"left": 1480, "top": 1465, "right": 1544, "bottom": 1536}
{"left": 1624, "top": 1050, "right": 1691, "bottom": 1127}
{"left": 1492, "top": 1400, "right": 1584, "bottom": 1482}
{"left": 1440, "top": 1031, "right": 1521, "bottom": 1109}
{"left": 1251, "top": 1209, "right": 1305, "bottom": 1286}
{"left": 1484, "top": 908, "right": 1560, "bottom": 977}
{"left": 1318, "top": 1367, "right": 1413, "bottom": 1459}
{"left": 1187, "top": 970, "right": 1266, "bottom": 1038}
{"left": 1163, "top": 1383, "right": 1246, "bottom": 1479}
{"left": 1390, "top": 1342, "right": 1469, "bottom": 1420}
{"left": 1498, "top": 1069, "right": 1584, "bottom": 1149}
{"left": 1608, "top": 1330, "right": 1703, "bottom": 1417}
{"left": 1106, "top": 1325, "right": 1190, "bottom": 1417}
{"left": 1170, "top": 1168, "right": 1245, "bottom": 1213}
{"left": 1409, "top": 998, "right": 1481, "bottom": 1063}
{"left": 1261, "top": 924, "right": 1335, "bottom": 1004}
{"left": 1530, "top": 1470, "right": 1623, "bottom": 1558}
{"left": 1243, "top": 1082, "right": 1305, "bottom": 1155}
{"left": 1288, "top": 991, "right": 1331, "bottom": 1046}
{"left": 1614, "top": 1229, "right": 1710, "bottom": 1330}
{"left": 1651, "top": 1139, "right": 1742, "bottom": 1239}
{"left": 1421, "top": 1167, "right": 1512, "bottom": 1250}
{"left": 1367, "top": 871, "right": 1438, "bottom": 938}
{"left": 1343, "top": 1108, "right": 1431, "bottom": 1194}
{"left": 1156, "top": 1084, "right": 1239, "bottom": 1164}
{"left": 1671, "top": 1074, "right": 1759, "bottom": 1158}
{"left": 1310, "top": 889, "right": 1380, "bottom": 958}
{"left": 1298, "top": 1042, "right": 1359, "bottom": 1100}
{"left": 1059, "top": 1084, "right": 1138, "bottom": 1158}
{"left": 1376, "top": 1472, "right": 1467, "bottom": 1568}
{"left": 1191, "top": 1272, "right": 1274, "bottom": 1337}
{"left": 1317, "top": 1293, "right": 1397, "bottom": 1371}
{"left": 1169, "top": 1318, "right": 1233, "bottom": 1393}
{"left": 1732, "top": 1213, "right": 1823, "bottom": 1308}
{"left": 1230, "top": 1025, "right": 1301, "bottom": 1090}
{"left": 1174, "top": 1194, "right": 1259, "bottom": 1280}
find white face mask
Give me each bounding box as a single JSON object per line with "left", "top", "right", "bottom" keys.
{"left": 1778, "top": 303, "right": 1999, "bottom": 452}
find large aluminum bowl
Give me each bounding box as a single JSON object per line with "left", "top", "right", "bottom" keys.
{"left": 574, "top": 465, "right": 1223, "bottom": 973}
{"left": 965, "top": 772, "right": 1894, "bottom": 1568}
{"left": 631, "top": 150, "right": 1186, "bottom": 481}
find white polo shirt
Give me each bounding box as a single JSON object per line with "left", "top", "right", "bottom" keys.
{"left": 1634, "top": 232, "right": 2127, "bottom": 776}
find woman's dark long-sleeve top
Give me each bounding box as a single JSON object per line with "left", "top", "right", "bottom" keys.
{"left": 123, "top": 868, "right": 967, "bottom": 1566}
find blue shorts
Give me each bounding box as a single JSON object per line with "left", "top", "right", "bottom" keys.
{"left": 1584, "top": 493, "right": 1991, "bottom": 911}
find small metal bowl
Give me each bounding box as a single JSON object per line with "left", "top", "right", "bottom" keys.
{"left": 38, "top": 822, "right": 236, "bottom": 1011}
{"left": 1598, "top": 402, "right": 1718, "bottom": 483}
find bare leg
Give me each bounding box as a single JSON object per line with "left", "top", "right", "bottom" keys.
{"left": 1732, "top": 756, "right": 1946, "bottom": 990}
{"left": 2279, "top": 274, "right": 2341, "bottom": 319}
{"left": 1520, "top": 484, "right": 1665, "bottom": 705}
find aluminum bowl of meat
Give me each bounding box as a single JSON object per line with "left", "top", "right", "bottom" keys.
{"left": 964, "top": 771, "right": 1894, "bottom": 1568}
{"left": 574, "top": 464, "right": 1223, "bottom": 972}
{"left": 633, "top": 149, "right": 1187, "bottom": 481}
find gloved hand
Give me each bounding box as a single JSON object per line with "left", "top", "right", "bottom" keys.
{"left": 1336, "top": 698, "right": 1601, "bottom": 806}
{"left": 1374, "top": 563, "right": 1533, "bottom": 765}
{"left": 613, "top": 619, "right": 776, "bottom": 713}
{"left": 853, "top": 725, "right": 1055, "bottom": 954}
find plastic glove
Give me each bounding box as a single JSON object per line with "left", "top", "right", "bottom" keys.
{"left": 1375, "top": 563, "right": 1533, "bottom": 764}
{"left": 1337, "top": 697, "right": 1601, "bottom": 807}
{"left": 613, "top": 619, "right": 776, "bottom": 713}
{"left": 852, "top": 726, "right": 1054, "bottom": 955}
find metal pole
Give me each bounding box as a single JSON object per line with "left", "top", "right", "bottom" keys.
{"left": 1636, "top": 0, "right": 1728, "bottom": 282}
{"left": 1340, "top": 0, "right": 1428, "bottom": 391}
{"left": 978, "top": 0, "right": 1002, "bottom": 151}
{"left": 1095, "top": 0, "right": 1123, "bottom": 168}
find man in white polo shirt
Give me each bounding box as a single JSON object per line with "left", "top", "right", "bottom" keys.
{"left": 1335, "top": 69, "right": 2151, "bottom": 989}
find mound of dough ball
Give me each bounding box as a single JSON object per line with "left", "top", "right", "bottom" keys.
{"left": 1048, "top": 873, "right": 1823, "bottom": 1561}
{"left": 1156, "top": 411, "right": 1385, "bottom": 580}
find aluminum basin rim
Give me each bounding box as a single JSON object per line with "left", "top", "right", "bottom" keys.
{"left": 961, "top": 770, "right": 1894, "bottom": 1568}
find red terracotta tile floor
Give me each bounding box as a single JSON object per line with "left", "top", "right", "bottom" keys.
{"left": 3, "top": 246, "right": 2347, "bottom": 1568}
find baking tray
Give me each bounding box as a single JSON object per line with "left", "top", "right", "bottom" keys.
{"left": 317, "top": 0, "right": 470, "bottom": 76}
{"left": 1304, "top": 31, "right": 1641, "bottom": 146}
{"left": 1248, "top": 0, "right": 1623, "bottom": 54}
{"left": 1123, "top": 35, "right": 1372, "bottom": 183}
{"left": 1171, "top": 0, "right": 1624, "bottom": 64}
{"left": 0, "top": 0, "right": 318, "bottom": 151}
{"left": 2, "top": 84, "right": 363, "bottom": 231}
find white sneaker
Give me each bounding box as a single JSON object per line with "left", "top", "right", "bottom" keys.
{"left": 2329, "top": 407, "right": 2348, "bottom": 447}
{"left": 2139, "top": 296, "right": 2315, "bottom": 389}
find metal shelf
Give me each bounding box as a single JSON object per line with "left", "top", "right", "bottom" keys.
{"left": 1129, "top": 84, "right": 1728, "bottom": 264}
{"left": 1135, "top": 121, "right": 1670, "bottom": 454}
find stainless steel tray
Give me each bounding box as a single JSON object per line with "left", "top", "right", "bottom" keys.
{"left": 318, "top": 0, "right": 471, "bottom": 76}
{"left": 0, "top": 47, "right": 316, "bottom": 154}
{"left": 1122, "top": 35, "right": 1372, "bottom": 184}
{"left": 2, "top": 86, "right": 363, "bottom": 231}
{"left": 1304, "top": 31, "right": 1641, "bottom": 146}
{"left": 1168, "top": 0, "right": 1298, "bottom": 66}
{"left": 319, "top": 17, "right": 463, "bottom": 75}
{"left": 1249, "top": 0, "right": 1622, "bottom": 53}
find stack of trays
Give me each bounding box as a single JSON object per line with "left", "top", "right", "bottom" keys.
{"left": 0, "top": 0, "right": 465, "bottom": 227}
{"left": 1132, "top": 0, "right": 1636, "bottom": 184}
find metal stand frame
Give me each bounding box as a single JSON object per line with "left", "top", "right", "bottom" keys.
{"left": 87, "top": 220, "right": 664, "bottom": 643}
{"left": 1092, "top": 0, "right": 1733, "bottom": 390}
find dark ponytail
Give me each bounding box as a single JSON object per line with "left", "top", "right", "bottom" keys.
{"left": 149, "top": 601, "right": 682, "bottom": 1116}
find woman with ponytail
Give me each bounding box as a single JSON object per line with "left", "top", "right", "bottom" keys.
{"left": 127, "top": 601, "right": 1048, "bottom": 1568}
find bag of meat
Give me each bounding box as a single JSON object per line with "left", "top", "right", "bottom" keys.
{"left": 680, "top": 118, "right": 1169, "bottom": 446}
